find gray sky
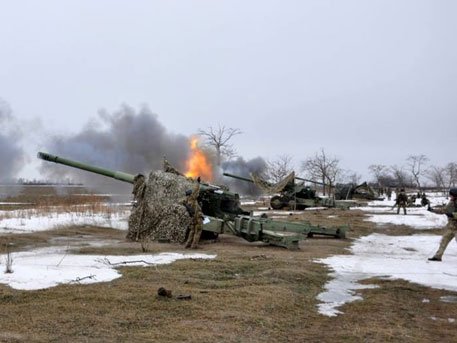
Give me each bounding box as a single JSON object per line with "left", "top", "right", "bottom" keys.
{"left": 0, "top": 0, "right": 456, "bottom": 181}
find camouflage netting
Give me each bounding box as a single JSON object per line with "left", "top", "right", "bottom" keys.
{"left": 127, "top": 170, "right": 195, "bottom": 243}
{"left": 251, "top": 171, "right": 296, "bottom": 194}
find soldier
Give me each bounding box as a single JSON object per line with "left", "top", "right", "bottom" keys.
{"left": 428, "top": 188, "right": 457, "bottom": 261}
{"left": 421, "top": 193, "right": 430, "bottom": 208}
{"left": 395, "top": 188, "right": 408, "bottom": 215}
{"left": 183, "top": 177, "right": 203, "bottom": 249}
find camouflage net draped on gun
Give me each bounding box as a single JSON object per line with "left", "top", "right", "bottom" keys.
{"left": 127, "top": 170, "right": 193, "bottom": 243}
{"left": 251, "top": 171, "right": 295, "bottom": 194}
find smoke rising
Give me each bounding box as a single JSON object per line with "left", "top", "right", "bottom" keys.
{"left": 40, "top": 104, "right": 190, "bottom": 192}
{"left": 220, "top": 157, "right": 267, "bottom": 196}
{"left": 0, "top": 99, "right": 26, "bottom": 183}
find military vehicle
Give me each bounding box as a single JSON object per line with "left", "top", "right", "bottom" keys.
{"left": 38, "top": 152, "right": 347, "bottom": 249}
{"left": 223, "top": 172, "right": 350, "bottom": 210}
{"left": 334, "top": 182, "right": 383, "bottom": 201}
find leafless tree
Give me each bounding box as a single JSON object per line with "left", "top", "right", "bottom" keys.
{"left": 198, "top": 125, "right": 242, "bottom": 166}
{"left": 301, "top": 148, "right": 340, "bottom": 195}
{"left": 426, "top": 166, "right": 447, "bottom": 191}
{"left": 407, "top": 154, "right": 428, "bottom": 189}
{"left": 344, "top": 170, "right": 362, "bottom": 185}
{"left": 390, "top": 165, "right": 411, "bottom": 187}
{"left": 264, "top": 155, "right": 294, "bottom": 183}
{"left": 368, "top": 164, "right": 388, "bottom": 188}
{"left": 444, "top": 162, "right": 457, "bottom": 188}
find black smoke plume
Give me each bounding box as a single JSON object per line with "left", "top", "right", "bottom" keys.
{"left": 40, "top": 104, "right": 190, "bottom": 193}
{"left": 220, "top": 157, "right": 267, "bottom": 196}
{"left": 0, "top": 99, "right": 26, "bottom": 183}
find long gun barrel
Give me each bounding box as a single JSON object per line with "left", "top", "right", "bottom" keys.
{"left": 223, "top": 172, "right": 327, "bottom": 187}
{"left": 294, "top": 176, "right": 326, "bottom": 187}
{"left": 37, "top": 152, "right": 136, "bottom": 184}
{"left": 222, "top": 172, "right": 254, "bottom": 183}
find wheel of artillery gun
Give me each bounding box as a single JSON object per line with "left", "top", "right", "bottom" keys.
{"left": 270, "top": 196, "right": 285, "bottom": 210}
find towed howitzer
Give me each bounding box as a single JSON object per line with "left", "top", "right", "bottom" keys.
{"left": 38, "top": 152, "right": 347, "bottom": 249}
{"left": 38, "top": 152, "right": 245, "bottom": 219}
{"left": 334, "top": 182, "right": 383, "bottom": 201}
{"left": 223, "top": 172, "right": 343, "bottom": 210}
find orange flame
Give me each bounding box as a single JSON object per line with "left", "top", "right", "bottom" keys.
{"left": 184, "top": 136, "right": 213, "bottom": 182}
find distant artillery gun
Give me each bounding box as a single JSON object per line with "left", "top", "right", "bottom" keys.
{"left": 334, "top": 182, "right": 383, "bottom": 201}
{"left": 223, "top": 172, "right": 352, "bottom": 210}
{"left": 37, "top": 152, "right": 347, "bottom": 249}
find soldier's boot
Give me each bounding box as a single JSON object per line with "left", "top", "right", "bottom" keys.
{"left": 428, "top": 231, "right": 455, "bottom": 261}
{"left": 428, "top": 256, "right": 442, "bottom": 262}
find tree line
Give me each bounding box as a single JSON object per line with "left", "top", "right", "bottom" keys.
{"left": 198, "top": 125, "right": 456, "bottom": 194}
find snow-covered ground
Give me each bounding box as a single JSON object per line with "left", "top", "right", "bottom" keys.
{"left": 317, "top": 193, "right": 456, "bottom": 317}
{"left": 0, "top": 207, "right": 130, "bottom": 234}
{"left": 0, "top": 203, "right": 216, "bottom": 290}
{"left": 1, "top": 192, "right": 456, "bottom": 315}
{"left": 0, "top": 246, "right": 216, "bottom": 290}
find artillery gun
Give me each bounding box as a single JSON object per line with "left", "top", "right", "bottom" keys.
{"left": 38, "top": 152, "right": 347, "bottom": 249}
{"left": 223, "top": 172, "right": 349, "bottom": 210}
{"left": 37, "top": 152, "right": 246, "bottom": 219}
{"left": 334, "top": 182, "right": 383, "bottom": 201}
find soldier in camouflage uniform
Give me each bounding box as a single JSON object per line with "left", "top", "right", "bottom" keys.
{"left": 421, "top": 193, "right": 430, "bottom": 208}
{"left": 395, "top": 188, "right": 408, "bottom": 215}
{"left": 184, "top": 178, "right": 203, "bottom": 249}
{"left": 428, "top": 188, "right": 457, "bottom": 261}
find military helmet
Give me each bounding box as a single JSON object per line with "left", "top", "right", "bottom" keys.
{"left": 185, "top": 189, "right": 192, "bottom": 196}
{"left": 449, "top": 188, "right": 457, "bottom": 197}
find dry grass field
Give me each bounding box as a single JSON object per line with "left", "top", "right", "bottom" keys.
{"left": 1, "top": 187, "right": 456, "bottom": 342}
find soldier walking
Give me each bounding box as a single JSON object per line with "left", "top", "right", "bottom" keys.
{"left": 428, "top": 188, "right": 457, "bottom": 261}
{"left": 395, "top": 188, "right": 408, "bottom": 215}
{"left": 183, "top": 177, "right": 203, "bottom": 249}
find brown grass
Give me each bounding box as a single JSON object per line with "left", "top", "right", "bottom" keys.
{"left": 0, "top": 193, "right": 456, "bottom": 342}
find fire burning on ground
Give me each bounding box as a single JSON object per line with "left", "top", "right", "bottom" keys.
{"left": 184, "top": 136, "right": 213, "bottom": 182}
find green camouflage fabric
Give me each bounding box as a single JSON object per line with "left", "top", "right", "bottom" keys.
{"left": 127, "top": 171, "right": 194, "bottom": 243}
{"left": 251, "top": 171, "right": 295, "bottom": 194}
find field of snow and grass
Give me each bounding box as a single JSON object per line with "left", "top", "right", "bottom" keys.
{"left": 316, "top": 192, "right": 456, "bottom": 316}
{"left": 0, "top": 189, "right": 456, "bottom": 317}
{"left": 0, "top": 189, "right": 217, "bottom": 290}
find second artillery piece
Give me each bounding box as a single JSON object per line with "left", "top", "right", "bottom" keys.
{"left": 38, "top": 152, "right": 347, "bottom": 249}
{"left": 223, "top": 172, "right": 352, "bottom": 210}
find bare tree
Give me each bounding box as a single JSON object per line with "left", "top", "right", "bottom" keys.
{"left": 344, "top": 170, "right": 362, "bottom": 185}
{"left": 407, "top": 154, "right": 428, "bottom": 189}
{"left": 198, "top": 125, "right": 242, "bottom": 166}
{"left": 444, "top": 162, "right": 457, "bottom": 188}
{"left": 390, "top": 165, "right": 410, "bottom": 187}
{"left": 264, "top": 155, "right": 294, "bottom": 183}
{"left": 426, "top": 166, "right": 446, "bottom": 191}
{"left": 301, "top": 148, "right": 340, "bottom": 195}
{"left": 368, "top": 164, "right": 388, "bottom": 188}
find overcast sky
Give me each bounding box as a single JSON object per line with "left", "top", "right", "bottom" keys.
{"left": 0, "top": 0, "right": 456, "bottom": 180}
